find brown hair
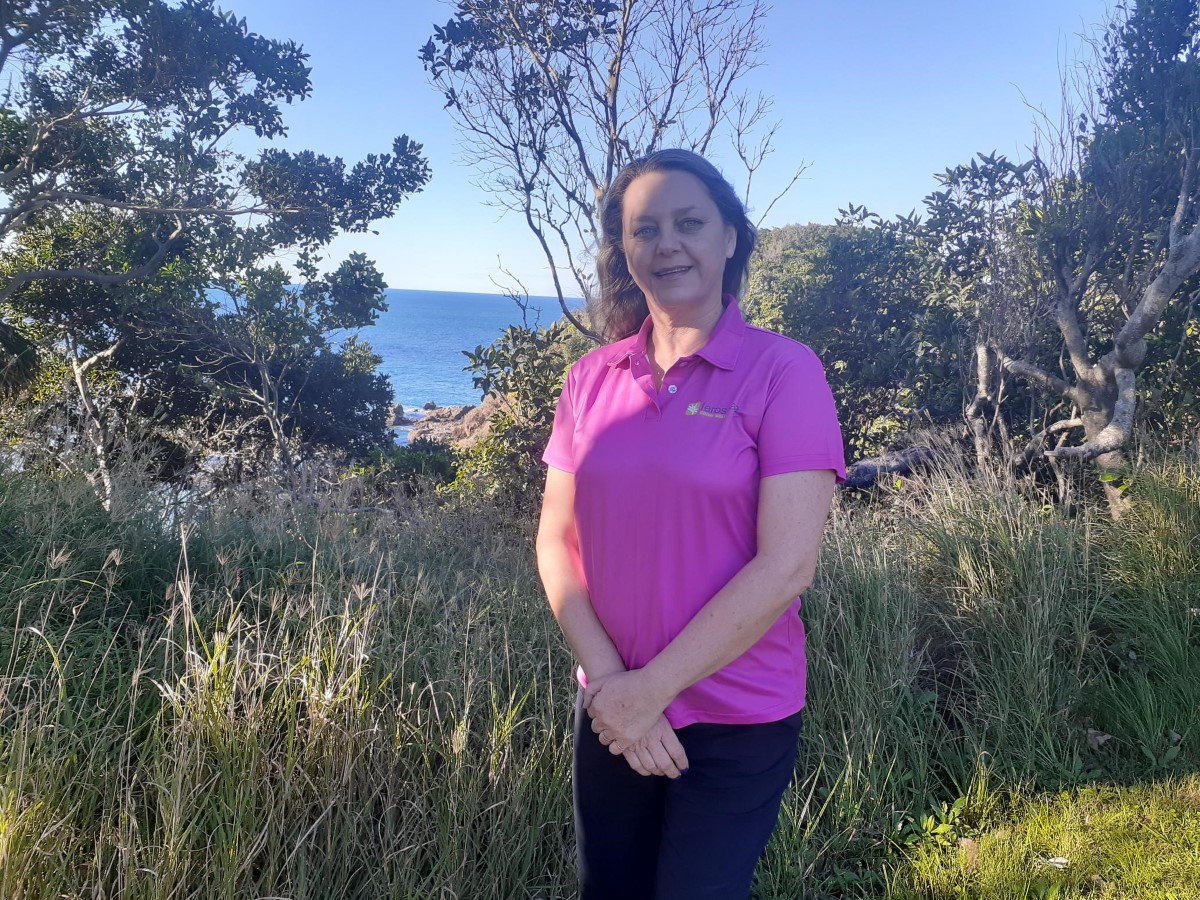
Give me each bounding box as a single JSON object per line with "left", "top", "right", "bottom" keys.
{"left": 593, "top": 149, "right": 757, "bottom": 340}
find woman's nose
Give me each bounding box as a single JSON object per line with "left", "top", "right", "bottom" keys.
{"left": 657, "top": 227, "right": 681, "bottom": 253}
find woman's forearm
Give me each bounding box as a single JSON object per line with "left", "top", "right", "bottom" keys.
{"left": 640, "top": 469, "right": 836, "bottom": 710}
{"left": 540, "top": 555, "right": 626, "bottom": 682}
{"left": 639, "top": 554, "right": 810, "bottom": 707}
{"left": 536, "top": 467, "right": 626, "bottom": 682}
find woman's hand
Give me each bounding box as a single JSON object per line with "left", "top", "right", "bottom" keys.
{"left": 619, "top": 715, "right": 690, "bottom": 778}
{"left": 584, "top": 669, "right": 671, "bottom": 755}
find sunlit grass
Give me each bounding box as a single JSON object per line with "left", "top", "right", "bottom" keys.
{"left": 0, "top": 451, "right": 1197, "bottom": 897}
{"left": 889, "top": 776, "right": 1200, "bottom": 899}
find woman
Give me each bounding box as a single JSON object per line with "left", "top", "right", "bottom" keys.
{"left": 537, "top": 149, "right": 845, "bottom": 900}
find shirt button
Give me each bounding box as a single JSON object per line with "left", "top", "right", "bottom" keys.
{"left": 667, "top": 384, "right": 678, "bottom": 394}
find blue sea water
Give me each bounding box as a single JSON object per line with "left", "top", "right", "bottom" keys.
{"left": 363, "top": 289, "right": 583, "bottom": 413}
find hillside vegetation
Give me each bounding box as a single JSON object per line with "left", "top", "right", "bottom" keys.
{"left": 1, "top": 453, "right": 1196, "bottom": 898}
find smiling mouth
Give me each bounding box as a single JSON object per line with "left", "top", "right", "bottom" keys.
{"left": 654, "top": 266, "right": 692, "bottom": 277}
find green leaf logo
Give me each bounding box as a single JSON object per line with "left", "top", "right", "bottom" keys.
{"left": 686, "top": 401, "right": 702, "bottom": 415}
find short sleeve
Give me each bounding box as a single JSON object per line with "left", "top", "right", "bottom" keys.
{"left": 757, "top": 346, "right": 846, "bottom": 482}
{"left": 541, "top": 369, "right": 578, "bottom": 473}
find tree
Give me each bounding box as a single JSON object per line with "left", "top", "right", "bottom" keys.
{"left": 743, "top": 214, "right": 960, "bottom": 462}
{"left": 926, "top": 0, "right": 1200, "bottom": 507}
{"left": 0, "top": 205, "right": 215, "bottom": 501}
{"left": 0, "top": 0, "right": 431, "bottom": 505}
{"left": 0, "top": 0, "right": 428, "bottom": 395}
{"left": 422, "top": 0, "right": 801, "bottom": 335}
{"left": 195, "top": 253, "right": 395, "bottom": 478}
{"left": 456, "top": 319, "right": 576, "bottom": 509}
{"left": 922, "top": 153, "right": 1056, "bottom": 468}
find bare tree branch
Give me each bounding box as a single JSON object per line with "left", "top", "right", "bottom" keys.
{"left": 1045, "top": 368, "right": 1136, "bottom": 460}
{"left": 1019, "top": 417, "right": 1084, "bottom": 467}
{"left": 424, "top": 0, "right": 783, "bottom": 336}
{"left": 994, "top": 345, "right": 1083, "bottom": 404}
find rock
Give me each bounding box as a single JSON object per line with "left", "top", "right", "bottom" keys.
{"left": 456, "top": 394, "right": 504, "bottom": 449}
{"left": 406, "top": 395, "right": 503, "bottom": 448}
{"left": 389, "top": 403, "right": 412, "bottom": 426}
{"left": 407, "top": 404, "right": 476, "bottom": 445}
{"left": 422, "top": 401, "right": 439, "bottom": 411}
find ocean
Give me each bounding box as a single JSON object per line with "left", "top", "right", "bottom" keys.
{"left": 363, "top": 288, "right": 583, "bottom": 414}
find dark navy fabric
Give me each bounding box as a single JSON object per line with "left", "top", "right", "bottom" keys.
{"left": 573, "top": 692, "right": 803, "bottom": 900}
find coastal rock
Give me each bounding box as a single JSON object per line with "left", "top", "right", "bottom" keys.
{"left": 389, "top": 403, "right": 412, "bottom": 426}
{"left": 456, "top": 395, "right": 504, "bottom": 449}
{"left": 422, "top": 401, "right": 439, "bottom": 411}
{"left": 406, "top": 395, "right": 503, "bottom": 448}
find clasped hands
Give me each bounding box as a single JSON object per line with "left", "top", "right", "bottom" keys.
{"left": 584, "top": 669, "right": 689, "bottom": 779}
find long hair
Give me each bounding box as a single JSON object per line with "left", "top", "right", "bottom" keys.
{"left": 593, "top": 149, "right": 757, "bottom": 341}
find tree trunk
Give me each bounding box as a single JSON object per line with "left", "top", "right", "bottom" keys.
{"left": 1076, "top": 374, "right": 1128, "bottom": 517}
{"left": 67, "top": 335, "right": 122, "bottom": 513}
{"left": 255, "top": 361, "right": 296, "bottom": 475}
{"left": 966, "top": 343, "right": 998, "bottom": 466}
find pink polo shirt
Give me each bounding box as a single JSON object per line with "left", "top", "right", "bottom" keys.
{"left": 542, "top": 298, "right": 845, "bottom": 728}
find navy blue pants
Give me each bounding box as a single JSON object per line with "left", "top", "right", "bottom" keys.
{"left": 573, "top": 693, "right": 803, "bottom": 900}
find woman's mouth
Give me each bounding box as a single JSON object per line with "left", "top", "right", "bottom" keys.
{"left": 654, "top": 266, "right": 692, "bottom": 278}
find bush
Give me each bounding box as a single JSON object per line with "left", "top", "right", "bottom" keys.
{"left": 453, "top": 320, "right": 579, "bottom": 511}
{"left": 346, "top": 437, "right": 459, "bottom": 497}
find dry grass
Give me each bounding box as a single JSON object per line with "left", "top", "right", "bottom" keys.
{"left": 0, "top": 453, "right": 1196, "bottom": 897}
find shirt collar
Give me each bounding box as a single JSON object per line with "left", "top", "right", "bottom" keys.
{"left": 606, "top": 294, "right": 746, "bottom": 371}
{"left": 695, "top": 296, "right": 746, "bottom": 371}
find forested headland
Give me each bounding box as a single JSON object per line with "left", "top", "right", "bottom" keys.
{"left": 1, "top": 1, "right": 1198, "bottom": 897}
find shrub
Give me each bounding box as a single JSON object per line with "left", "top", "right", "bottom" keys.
{"left": 453, "top": 320, "right": 579, "bottom": 511}
{"left": 347, "top": 437, "right": 459, "bottom": 497}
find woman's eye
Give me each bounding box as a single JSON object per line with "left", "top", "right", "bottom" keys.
{"left": 633, "top": 225, "right": 656, "bottom": 238}
{"left": 680, "top": 218, "right": 703, "bottom": 230}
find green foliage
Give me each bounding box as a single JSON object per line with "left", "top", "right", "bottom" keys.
{"left": 744, "top": 217, "right": 961, "bottom": 460}
{"left": 244, "top": 136, "right": 431, "bottom": 248}
{"left": 2, "top": 448, "right": 1200, "bottom": 897}
{"left": 0, "top": 317, "right": 37, "bottom": 397}
{"left": 0, "top": 2, "right": 431, "bottom": 486}
{"left": 0, "top": 0, "right": 430, "bottom": 264}
{"left": 198, "top": 254, "right": 397, "bottom": 468}
{"left": 453, "top": 320, "right": 576, "bottom": 510}
{"left": 923, "top": 153, "right": 1038, "bottom": 285}
{"left": 347, "top": 437, "right": 459, "bottom": 496}
{"left": 916, "top": 2, "right": 1200, "bottom": 465}
{"left": 423, "top": 1, "right": 621, "bottom": 100}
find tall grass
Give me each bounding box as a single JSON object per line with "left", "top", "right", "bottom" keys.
{"left": 0, "top": 452, "right": 1196, "bottom": 898}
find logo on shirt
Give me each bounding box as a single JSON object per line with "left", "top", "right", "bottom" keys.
{"left": 685, "top": 401, "right": 738, "bottom": 419}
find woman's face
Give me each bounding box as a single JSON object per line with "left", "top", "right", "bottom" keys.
{"left": 621, "top": 169, "right": 736, "bottom": 318}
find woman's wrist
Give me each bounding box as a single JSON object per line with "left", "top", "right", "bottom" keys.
{"left": 631, "top": 662, "right": 681, "bottom": 713}
{"left": 579, "top": 661, "right": 625, "bottom": 685}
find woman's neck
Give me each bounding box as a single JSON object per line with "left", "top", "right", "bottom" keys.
{"left": 645, "top": 296, "right": 725, "bottom": 380}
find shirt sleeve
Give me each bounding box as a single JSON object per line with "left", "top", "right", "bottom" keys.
{"left": 541, "top": 368, "right": 578, "bottom": 473}
{"left": 757, "top": 345, "right": 847, "bottom": 482}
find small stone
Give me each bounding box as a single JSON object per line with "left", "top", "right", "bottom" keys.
{"left": 1086, "top": 728, "right": 1114, "bottom": 751}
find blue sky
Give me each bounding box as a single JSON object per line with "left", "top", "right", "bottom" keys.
{"left": 228, "top": 0, "right": 1110, "bottom": 295}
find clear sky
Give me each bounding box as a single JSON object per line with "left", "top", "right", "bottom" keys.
{"left": 226, "top": 0, "right": 1110, "bottom": 296}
